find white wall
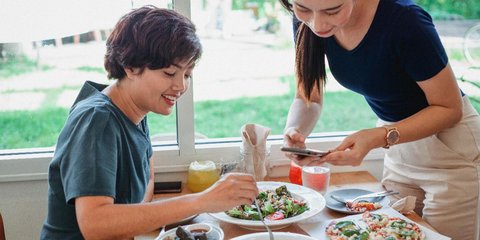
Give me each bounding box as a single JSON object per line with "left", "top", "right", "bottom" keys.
{"left": 0, "top": 180, "right": 48, "bottom": 240}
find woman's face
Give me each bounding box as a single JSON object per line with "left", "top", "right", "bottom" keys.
{"left": 129, "top": 59, "right": 194, "bottom": 116}
{"left": 292, "top": 0, "right": 355, "bottom": 38}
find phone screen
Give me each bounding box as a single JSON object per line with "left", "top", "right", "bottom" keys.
{"left": 154, "top": 181, "right": 182, "bottom": 194}
{"left": 280, "top": 147, "right": 329, "bottom": 157}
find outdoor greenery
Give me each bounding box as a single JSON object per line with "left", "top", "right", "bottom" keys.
{"left": 3, "top": 88, "right": 480, "bottom": 149}
{"left": 0, "top": 55, "right": 51, "bottom": 79}
{"left": 415, "top": 0, "right": 480, "bottom": 19}
{"left": 0, "top": 91, "right": 376, "bottom": 149}
{"left": 231, "top": 0, "right": 480, "bottom": 19}
{"left": 76, "top": 66, "right": 106, "bottom": 74}
{"left": 232, "top": 0, "right": 277, "bottom": 18}
{"left": 1, "top": 1, "right": 479, "bottom": 150}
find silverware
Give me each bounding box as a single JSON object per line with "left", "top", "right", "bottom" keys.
{"left": 330, "top": 190, "right": 399, "bottom": 204}
{"left": 157, "top": 225, "right": 165, "bottom": 238}
{"left": 254, "top": 200, "right": 274, "bottom": 240}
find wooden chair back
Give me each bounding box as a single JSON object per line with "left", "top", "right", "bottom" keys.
{"left": 0, "top": 212, "right": 5, "bottom": 240}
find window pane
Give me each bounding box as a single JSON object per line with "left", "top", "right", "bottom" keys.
{"left": 190, "top": 1, "right": 478, "bottom": 141}
{"left": 191, "top": 1, "right": 296, "bottom": 140}
{"left": 0, "top": 1, "right": 174, "bottom": 150}
{"left": 190, "top": 1, "right": 376, "bottom": 140}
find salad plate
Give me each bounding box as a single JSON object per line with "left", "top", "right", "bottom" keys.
{"left": 209, "top": 181, "right": 325, "bottom": 231}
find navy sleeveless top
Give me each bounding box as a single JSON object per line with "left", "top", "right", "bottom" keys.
{"left": 324, "top": 0, "right": 458, "bottom": 122}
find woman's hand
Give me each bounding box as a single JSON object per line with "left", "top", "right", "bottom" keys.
{"left": 197, "top": 173, "right": 259, "bottom": 213}
{"left": 283, "top": 127, "right": 323, "bottom": 166}
{"left": 322, "top": 128, "right": 386, "bottom": 166}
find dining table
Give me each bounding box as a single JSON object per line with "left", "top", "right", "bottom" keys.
{"left": 135, "top": 171, "right": 437, "bottom": 240}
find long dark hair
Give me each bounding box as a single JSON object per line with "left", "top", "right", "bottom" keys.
{"left": 104, "top": 6, "right": 202, "bottom": 80}
{"left": 280, "top": 0, "right": 326, "bottom": 102}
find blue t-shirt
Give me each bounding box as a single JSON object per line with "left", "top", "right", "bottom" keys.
{"left": 326, "top": 0, "right": 457, "bottom": 122}
{"left": 40, "top": 81, "right": 152, "bottom": 239}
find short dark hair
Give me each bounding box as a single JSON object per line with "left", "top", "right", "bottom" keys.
{"left": 104, "top": 6, "right": 202, "bottom": 80}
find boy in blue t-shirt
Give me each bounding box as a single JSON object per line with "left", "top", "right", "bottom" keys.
{"left": 40, "top": 6, "right": 259, "bottom": 239}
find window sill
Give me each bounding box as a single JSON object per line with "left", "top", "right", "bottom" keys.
{"left": 0, "top": 131, "right": 386, "bottom": 183}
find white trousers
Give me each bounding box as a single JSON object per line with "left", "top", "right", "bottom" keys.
{"left": 379, "top": 96, "right": 480, "bottom": 240}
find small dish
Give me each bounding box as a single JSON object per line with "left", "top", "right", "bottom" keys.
{"left": 164, "top": 214, "right": 198, "bottom": 229}
{"left": 324, "top": 188, "right": 390, "bottom": 214}
{"left": 155, "top": 223, "right": 224, "bottom": 240}
{"left": 185, "top": 223, "right": 213, "bottom": 236}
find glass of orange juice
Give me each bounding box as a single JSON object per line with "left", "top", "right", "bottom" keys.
{"left": 187, "top": 160, "right": 220, "bottom": 192}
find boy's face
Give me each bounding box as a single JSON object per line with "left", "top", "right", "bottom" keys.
{"left": 129, "top": 59, "right": 194, "bottom": 116}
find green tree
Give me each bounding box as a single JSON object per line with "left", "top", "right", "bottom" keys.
{"left": 415, "top": 0, "right": 480, "bottom": 19}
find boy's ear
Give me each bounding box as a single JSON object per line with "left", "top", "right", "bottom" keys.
{"left": 124, "top": 67, "right": 140, "bottom": 78}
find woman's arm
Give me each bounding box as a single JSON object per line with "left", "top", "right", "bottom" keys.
{"left": 323, "top": 64, "right": 463, "bottom": 166}
{"left": 284, "top": 97, "right": 322, "bottom": 143}
{"left": 283, "top": 91, "right": 323, "bottom": 165}
{"left": 75, "top": 173, "right": 258, "bottom": 240}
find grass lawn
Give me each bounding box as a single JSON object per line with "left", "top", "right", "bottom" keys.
{"left": 1, "top": 91, "right": 379, "bottom": 149}
{"left": 4, "top": 92, "right": 480, "bottom": 149}
{"left": 0, "top": 55, "right": 51, "bottom": 79}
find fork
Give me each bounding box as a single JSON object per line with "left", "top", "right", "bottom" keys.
{"left": 254, "top": 199, "right": 274, "bottom": 240}
{"left": 155, "top": 225, "right": 166, "bottom": 240}
{"left": 330, "top": 190, "right": 399, "bottom": 204}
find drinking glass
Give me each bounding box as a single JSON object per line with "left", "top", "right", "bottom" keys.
{"left": 301, "top": 164, "right": 331, "bottom": 195}
{"left": 289, "top": 161, "right": 303, "bottom": 185}
{"left": 187, "top": 160, "right": 220, "bottom": 192}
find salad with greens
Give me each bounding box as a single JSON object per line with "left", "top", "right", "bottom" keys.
{"left": 225, "top": 185, "right": 309, "bottom": 221}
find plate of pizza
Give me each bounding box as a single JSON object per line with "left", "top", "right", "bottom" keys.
{"left": 318, "top": 208, "right": 451, "bottom": 240}
{"left": 326, "top": 211, "right": 426, "bottom": 240}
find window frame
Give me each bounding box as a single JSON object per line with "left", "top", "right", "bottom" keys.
{"left": 0, "top": 0, "right": 385, "bottom": 183}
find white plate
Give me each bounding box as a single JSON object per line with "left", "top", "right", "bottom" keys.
{"left": 231, "top": 232, "right": 316, "bottom": 240}
{"left": 210, "top": 181, "right": 325, "bottom": 231}
{"left": 155, "top": 223, "right": 224, "bottom": 240}
{"left": 164, "top": 214, "right": 197, "bottom": 229}
{"left": 299, "top": 208, "right": 451, "bottom": 240}
{"left": 324, "top": 188, "right": 390, "bottom": 214}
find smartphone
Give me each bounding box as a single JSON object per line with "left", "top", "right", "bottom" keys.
{"left": 280, "top": 147, "right": 329, "bottom": 157}
{"left": 154, "top": 181, "right": 182, "bottom": 194}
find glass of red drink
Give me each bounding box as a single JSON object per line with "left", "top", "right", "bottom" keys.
{"left": 289, "top": 161, "right": 303, "bottom": 185}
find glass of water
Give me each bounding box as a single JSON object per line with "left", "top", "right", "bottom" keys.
{"left": 301, "top": 163, "right": 331, "bottom": 195}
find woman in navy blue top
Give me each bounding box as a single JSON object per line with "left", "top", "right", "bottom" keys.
{"left": 280, "top": 0, "right": 480, "bottom": 239}
{"left": 40, "top": 6, "right": 259, "bottom": 239}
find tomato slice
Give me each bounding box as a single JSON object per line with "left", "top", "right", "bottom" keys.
{"left": 265, "top": 211, "right": 285, "bottom": 221}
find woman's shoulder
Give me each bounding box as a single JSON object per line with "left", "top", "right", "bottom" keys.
{"left": 383, "top": 0, "right": 433, "bottom": 27}
{"left": 375, "top": 0, "right": 436, "bottom": 43}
